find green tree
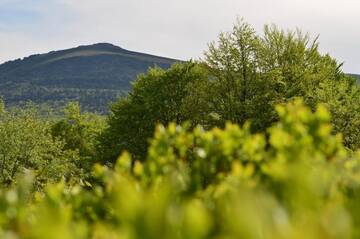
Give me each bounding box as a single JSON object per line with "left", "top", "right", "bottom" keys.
{"left": 0, "top": 98, "right": 4, "bottom": 114}
{"left": 51, "top": 102, "right": 106, "bottom": 172}
{"left": 100, "top": 19, "right": 360, "bottom": 167}
{"left": 204, "top": 19, "right": 263, "bottom": 127}
{"left": 98, "top": 62, "right": 210, "bottom": 163}
{"left": 314, "top": 76, "right": 360, "bottom": 150}
{"left": 0, "top": 105, "right": 80, "bottom": 188}
{"left": 203, "top": 19, "right": 359, "bottom": 144}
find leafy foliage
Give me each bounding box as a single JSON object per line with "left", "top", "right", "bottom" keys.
{"left": 0, "top": 100, "right": 359, "bottom": 238}
{"left": 51, "top": 102, "right": 106, "bottom": 172}
{"left": 203, "top": 20, "right": 356, "bottom": 132}
{"left": 0, "top": 104, "right": 80, "bottom": 189}
{"left": 99, "top": 20, "right": 360, "bottom": 165}
{"left": 98, "top": 62, "right": 210, "bottom": 162}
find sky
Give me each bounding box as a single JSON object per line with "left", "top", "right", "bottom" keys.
{"left": 0, "top": 0, "right": 359, "bottom": 73}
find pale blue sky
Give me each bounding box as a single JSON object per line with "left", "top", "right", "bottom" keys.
{"left": 0, "top": 0, "right": 359, "bottom": 73}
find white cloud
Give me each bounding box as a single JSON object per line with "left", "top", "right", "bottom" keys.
{"left": 0, "top": 0, "right": 359, "bottom": 72}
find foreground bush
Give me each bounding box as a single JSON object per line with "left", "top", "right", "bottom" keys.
{"left": 0, "top": 100, "right": 359, "bottom": 238}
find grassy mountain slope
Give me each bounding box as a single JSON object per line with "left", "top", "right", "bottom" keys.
{"left": 0, "top": 43, "right": 177, "bottom": 113}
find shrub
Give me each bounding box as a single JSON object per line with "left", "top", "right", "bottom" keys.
{"left": 0, "top": 100, "right": 359, "bottom": 238}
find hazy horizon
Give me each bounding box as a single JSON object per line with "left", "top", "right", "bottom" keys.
{"left": 0, "top": 0, "right": 359, "bottom": 73}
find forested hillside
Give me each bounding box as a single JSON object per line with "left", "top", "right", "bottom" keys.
{"left": 0, "top": 20, "right": 360, "bottom": 238}
{"left": 0, "top": 43, "right": 177, "bottom": 113}
{"left": 350, "top": 74, "right": 360, "bottom": 82}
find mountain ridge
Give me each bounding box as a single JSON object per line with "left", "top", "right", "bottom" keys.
{"left": 0, "top": 43, "right": 178, "bottom": 113}
{"left": 1, "top": 43, "right": 176, "bottom": 66}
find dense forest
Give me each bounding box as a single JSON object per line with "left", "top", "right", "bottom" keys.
{"left": 0, "top": 20, "right": 360, "bottom": 238}
{"left": 350, "top": 74, "right": 360, "bottom": 82}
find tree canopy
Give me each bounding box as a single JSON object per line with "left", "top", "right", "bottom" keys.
{"left": 98, "top": 62, "right": 210, "bottom": 162}
{"left": 0, "top": 104, "right": 80, "bottom": 189}
{"left": 99, "top": 20, "right": 360, "bottom": 165}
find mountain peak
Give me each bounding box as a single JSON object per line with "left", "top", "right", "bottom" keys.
{"left": 81, "top": 42, "right": 123, "bottom": 51}
{"left": 0, "top": 43, "right": 178, "bottom": 113}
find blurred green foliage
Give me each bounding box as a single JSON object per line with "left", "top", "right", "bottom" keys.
{"left": 0, "top": 99, "right": 359, "bottom": 238}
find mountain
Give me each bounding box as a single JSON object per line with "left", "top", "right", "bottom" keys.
{"left": 0, "top": 43, "right": 177, "bottom": 113}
